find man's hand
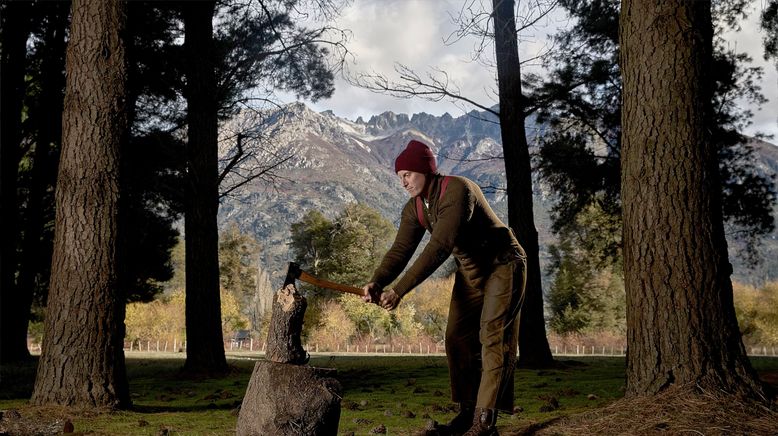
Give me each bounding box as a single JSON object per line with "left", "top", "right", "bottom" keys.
{"left": 362, "top": 282, "right": 382, "bottom": 304}
{"left": 379, "top": 289, "right": 401, "bottom": 310}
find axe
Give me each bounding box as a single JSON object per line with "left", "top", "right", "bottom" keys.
{"left": 283, "top": 262, "right": 366, "bottom": 297}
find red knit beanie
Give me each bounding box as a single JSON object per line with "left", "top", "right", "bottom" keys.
{"left": 394, "top": 140, "right": 437, "bottom": 174}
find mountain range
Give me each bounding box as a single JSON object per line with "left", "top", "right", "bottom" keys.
{"left": 217, "top": 102, "right": 778, "bottom": 289}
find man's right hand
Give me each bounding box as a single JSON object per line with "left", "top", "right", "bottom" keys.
{"left": 362, "top": 282, "right": 382, "bottom": 304}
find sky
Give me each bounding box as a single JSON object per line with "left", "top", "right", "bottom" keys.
{"left": 288, "top": 0, "right": 778, "bottom": 140}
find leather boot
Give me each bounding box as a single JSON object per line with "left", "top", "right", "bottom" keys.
{"left": 462, "top": 408, "right": 498, "bottom": 436}
{"left": 430, "top": 403, "right": 475, "bottom": 436}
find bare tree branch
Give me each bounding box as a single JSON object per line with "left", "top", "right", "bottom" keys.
{"left": 217, "top": 107, "right": 297, "bottom": 198}
{"left": 348, "top": 1, "right": 558, "bottom": 123}
{"left": 219, "top": 154, "right": 292, "bottom": 198}
{"left": 351, "top": 63, "right": 500, "bottom": 117}
{"left": 445, "top": 0, "right": 559, "bottom": 64}
{"left": 209, "top": 0, "right": 354, "bottom": 198}
{"left": 439, "top": 150, "right": 504, "bottom": 162}
{"left": 218, "top": 134, "right": 245, "bottom": 185}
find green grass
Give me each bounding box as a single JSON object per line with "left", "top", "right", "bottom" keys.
{"left": 1, "top": 354, "right": 776, "bottom": 435}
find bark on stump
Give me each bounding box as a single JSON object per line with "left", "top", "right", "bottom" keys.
{"left": 266, "top": 284, "right": 309, "bottom": 364}
{"left": 237, "top": 284, "right": 341, "bottom": 435}
{"left": 236, "top": 361, "right": 342, "bottom": 436}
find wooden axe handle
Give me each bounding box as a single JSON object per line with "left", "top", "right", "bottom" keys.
{"left": 298, "top": 270, "right": 365, "bottom": 297}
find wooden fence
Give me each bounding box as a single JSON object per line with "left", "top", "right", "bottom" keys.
{"left": 25, "top": 340, "right": 778, "bottom": 357}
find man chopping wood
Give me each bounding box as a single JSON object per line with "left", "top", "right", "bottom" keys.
{"left": 362, "top": 139, "right": 527, "bottom": 436}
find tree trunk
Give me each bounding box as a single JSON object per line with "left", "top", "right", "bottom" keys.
{"left": 266, "top": 284, "right": 309, "bottom": 364}
{"left": 0, "top": 0, "right": 33, "bottom": 364}
{"left": 620, "top": 0, "right": 766, "bottom": 399}
{"left": 31, "top": 0, "right": 130, "bottom": 407}
{"left": 182, "top": 0, "right": 228, "bottom": 374}
{"left": 237, "top": 361, "right": 342, "bottom": 436}
{"left": 492, "top": 0, "right": 553, "bottom": 367}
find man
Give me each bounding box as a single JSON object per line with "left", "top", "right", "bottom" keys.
{"left": 363, "top": 139, "right": 527, "bottom": 436}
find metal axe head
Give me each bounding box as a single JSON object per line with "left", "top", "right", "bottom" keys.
{"left": 283, "top": 262, "right": 302, "bottom": 287}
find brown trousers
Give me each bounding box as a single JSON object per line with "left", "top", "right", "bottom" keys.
{"left": 445, "top": 249, "right": 527, "bottom": 411}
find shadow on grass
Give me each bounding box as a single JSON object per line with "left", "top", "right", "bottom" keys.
{"left": 131, "top": 401, "right": 241, "bottom": 413}
{"left": 504, "top": 416, "right": 567, "bottom": 436}
{"left": 0, "top": 357, "right": 38, "bottom": 400}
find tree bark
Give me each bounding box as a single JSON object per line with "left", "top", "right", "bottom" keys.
{"left": 31, "top": 0, "right": 130, "bottom": 407}
{"left": 0, "top": 0, "right": 33, "bottom": 364}
{"left": 492, "top": 0, "right": 554, "bottom": 367}
{"left": 266, "top": 284, "right": 309, "bottom": 364}
{"left": 182, "top": 0, "right": 228, "bottom": 374}
{"left": 237, "top": 361, "right": 341, "bottom": 436}
{"left": 620, "top": 0, "right": 767, "bottom": 399}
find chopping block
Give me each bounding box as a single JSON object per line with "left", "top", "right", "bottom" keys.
{"left": 236, "top": 274, "right": 342, "bottom": 435}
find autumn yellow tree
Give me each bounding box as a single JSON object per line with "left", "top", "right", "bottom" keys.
{"left": 404, "top": 276, "right": 454, "bottom": 342}
{"left": 307, "top": 300, "right": 357, "bottom": 349}
{"left": 733, "top": 281, "right": 778, "bottom": 347}
{"left": 125, "top": 288, "right": 248, "bottom": 346}
{"left": 125, "top": 291, "right": 186, "bottom": 346}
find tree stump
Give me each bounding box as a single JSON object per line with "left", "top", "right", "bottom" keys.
{"left": 236, "top": 361, "right": 342, "bottom": 435}
{"left": 238, "top": 281, "right": 341, "bottom": 435}
{"left": 265, "top": 283, "right": 309, "bottom": 364}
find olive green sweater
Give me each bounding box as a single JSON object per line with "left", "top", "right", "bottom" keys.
{"left": 371, "top": 174, "right": 522, "bottom": 296}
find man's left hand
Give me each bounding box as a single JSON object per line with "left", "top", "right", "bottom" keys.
{"left": 379, "top": 289, "right": 401, "bottom": 310}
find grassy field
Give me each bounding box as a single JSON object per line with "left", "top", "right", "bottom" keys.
{"left": 1, "top": 353, "right": 777, "bottom": 435}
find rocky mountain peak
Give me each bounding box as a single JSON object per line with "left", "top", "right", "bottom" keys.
{"left": 360, "top": 111, "right": 410, "bottom": 135}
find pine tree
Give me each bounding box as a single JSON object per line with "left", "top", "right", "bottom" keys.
{"left": 620, "top": 0, "right": 767, "bottom": 399}
{"left": 31, "top": 0, "right": 130, "bottom": 407}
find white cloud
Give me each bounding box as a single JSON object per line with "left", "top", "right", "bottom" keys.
{"left": 299, "top": 0, "right": 777, "bottom": 139}
{"left": 722, "top": 4, "right": 778, "bottom": 139}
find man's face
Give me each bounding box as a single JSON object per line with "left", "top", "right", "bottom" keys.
{"left": 397, "top": 170, "right": 427, "bottom": 197}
